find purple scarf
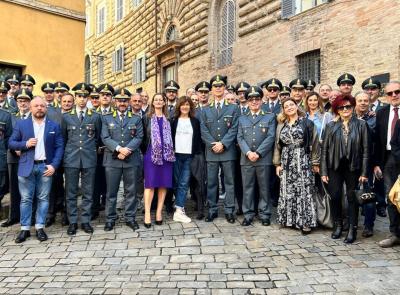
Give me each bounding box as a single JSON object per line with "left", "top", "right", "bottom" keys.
{"left": 151, "top": 115, "right": 175, "bottom": 165}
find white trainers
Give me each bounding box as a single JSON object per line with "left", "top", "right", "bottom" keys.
{"left": 173, "top": 208, "right": 191, "bottom": 223}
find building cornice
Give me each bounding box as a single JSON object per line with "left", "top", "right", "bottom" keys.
{"left": 2, "top": 0, "right": 85, "bottom": 22}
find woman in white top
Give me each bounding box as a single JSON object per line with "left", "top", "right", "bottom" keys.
{"left": 305, "top": 91, "right": 333, "bottom": 141}
{"left": 171, "top": 96, "right": 202, "bottom": 223}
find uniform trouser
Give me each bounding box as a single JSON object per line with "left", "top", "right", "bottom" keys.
{"left": 105, "top": 166, "right": 138, "bottom": 223}
{"left": 47, "top": 167, "right": 65, "bottom": 219}
{"left": 234, "top": 156, "right": 243, "bottom": 212}
{"left": 384, "top": 153, "right": 400, "bottom": 237}
{"left": 65, "top": 167, "right": 95, "bottom": 224}
{"left": 241, "top": 165, "right": 272, "bottom": 220}
{"left": 327, "top": 160, "right": 360, "bottom": 227}
{"left": 92, "top": 155, "right": 107, "bottom": 215}
{"left": 190, "top": 153, "right": 207, "bottom": 213}
{"left": 207, "top": 161, "right": 235, "bottom": 215}
{"left": 7, "top": 163, "right": 20, "bottom": 221}
{"left": 0, "top": 170, "right": 6, "bottom": 203}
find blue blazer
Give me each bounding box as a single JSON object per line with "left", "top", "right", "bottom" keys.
{"left": 8, "top": 117, "right": 64, "bottom": 177}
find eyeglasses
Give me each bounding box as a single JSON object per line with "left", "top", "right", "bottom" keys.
{"left": 386, "top": 89, "right": 400, "bottom": 96}
{"left": 337, "top": 105, "right": 353, "bottom": 111}
{"left": 248, "top": 97, "right": 262, "bottom": 102}
{"left": 117, "top": 99, "right": 128, "bottom": 103}
{"left": 90, "top": 96, "right": 100, "bottom": 100}
{"left": 198, "top": 91, "right": 209, "bottom": 94}
{"left": 132, "top": 100, "right": 141, "bottom": 103}
{"left": 267, "top": 88, "right": 279, "bottom": 92}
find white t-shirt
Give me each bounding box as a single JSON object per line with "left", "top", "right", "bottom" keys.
{"left": 175, "top": 118, "right": 193, "bottom": 154}
{"left": 33, "top": 117, "right": 46, "bottom": 161}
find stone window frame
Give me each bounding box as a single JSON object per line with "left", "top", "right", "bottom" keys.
{"left": 112, "top": 44, "right": 125, "bottom": 73}
{"left": 165, "top": 24, "right": 178, "bottom": 43}
{"left": 85, "top": 10, "right": 91, "bottom": 39}
{"left": 115, "top": 0, "right": 124, "bottom": 23}
{"left": 132, "top": 51, "right": 147, "bottom": 84}
{"left": 96, "top": 2, "right": 107, "bottom": 36}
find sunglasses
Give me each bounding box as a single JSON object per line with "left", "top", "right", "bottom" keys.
{"left": 386, "top": 89, "right": 400, "bottom": 96}
{"left": 117, "top": 99, "right": 128, "bottom": 103}
{"left": 248, "top": 97, "right": 262, "bottom": 102}
{"left": 337, "top": 105, "right": 353, "bottom": 111}
{"left": 90, "top": 96, "right": 100, "bottom": 100}
{"left": 267, "top": 88, "right": 279, "bottom": 92}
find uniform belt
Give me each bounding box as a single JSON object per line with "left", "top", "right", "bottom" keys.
{"left": 34, "top": 160, "right": 46, "bottom": 164}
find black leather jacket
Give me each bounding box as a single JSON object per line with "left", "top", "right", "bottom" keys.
{"left": 320, "top": 116, "right": 369, "bottom": 177}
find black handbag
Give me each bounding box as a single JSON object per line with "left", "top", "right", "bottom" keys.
{"left": 355, "top": 181, "right": 376, "bottom": 205}
{"left": 315, "top": 183, "right": 333, "bottom": 228}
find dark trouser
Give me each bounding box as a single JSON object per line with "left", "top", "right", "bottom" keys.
{"left": 105, "top": 166, "right": 138, "bottom": 223}
{"left": 327, "top": 160, "right": 360, "bottom": 227}
{"left": 269, "top": 166, "right": 280, "bottom": 205}
{"left": 234, "top": 153, "right": 243, "bottom": 212}
{"left": 190, "top": 153, "right": 207, "bottom": 214}
{"left": 65, "top": 167, "right": 95, "bottom": 224}
{"left": 92, "top": 154, "right": 107, "bottom": 215}
{"left": 384, "top": 153, "right": 400, "bottom": 237}
{"left": 374, "top": 178, "right": 386, "bottom": 209}
{"left": 47, "top": 167, "right": 65, "bottom": 219}
{"left": 207, "top": 161, "right": 235, "bottom": 215}
{"left": 7, "top": 163, "right": 21, "bottom": 221}
{"left": 241, "top": 165, "right": 271, "bottom": 220}
{"left": 0, "top": 170, "right": 6, "bottom": 204}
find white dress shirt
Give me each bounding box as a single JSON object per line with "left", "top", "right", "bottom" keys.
{"left": 33, "top": 117, "right": 46, "bottom": 161}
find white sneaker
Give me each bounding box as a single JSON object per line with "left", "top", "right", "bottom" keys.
{"left": 173, "top": 208, "right": 191, "bottom": 223}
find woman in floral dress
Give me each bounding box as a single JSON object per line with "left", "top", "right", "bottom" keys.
{"left": 273, "top": 97, "right": 320, "bottom": 234}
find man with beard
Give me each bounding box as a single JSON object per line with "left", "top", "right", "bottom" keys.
{"left": 9, "top": 96, "right": 64, "bottom": 243}
{"left": 165, "top": 80, "right": 180, "bottom": 120}
{"left": 319, "top": 84, "right": 333, "bottom": 112}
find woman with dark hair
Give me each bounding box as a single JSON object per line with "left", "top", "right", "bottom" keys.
{"left": 305, "top": 91, "right": 333, "bottom": 139}
{"left": 142, "top": 93, "right": 175, "bottom": 228}
{"left": 170, "top": 96, "right": 202, "bottom": 223}
{"left": 321, "top": 94, "right": 369, "bottom": 243}
{"left": 273, "top": 97, "right": 320, "bottom": 235}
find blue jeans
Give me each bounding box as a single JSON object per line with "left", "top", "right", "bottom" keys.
{"left": 18, "top": 163, "right": 53, "bottom": 230}
{"left": 173, "top": 154, "right": 192, "bottom": 208}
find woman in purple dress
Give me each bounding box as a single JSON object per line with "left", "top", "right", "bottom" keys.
{"left": 142, "top": 93, "right": 175, "bottom": 228}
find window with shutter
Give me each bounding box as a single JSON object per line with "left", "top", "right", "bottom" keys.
{"left": 281, "top": 0, "right": 295, "bottom": 19}
{"left": 140, "top": 56, "right": 146, "bottom": 81}
{"left": 283, "top": 0, "right": 328, "bottom": 18}
{"left": 132, "top": 55, "right": 146, "bottom": 83}
{"left": 97, "top": 6, "right": 105, "bottom": 35}
{"left": 111, "top": 52, "right": 115, "bottom": 73}
{"left": 132, "top": 60, "right": 137, "bottom": 83}
{"left": 132, "top": 0, "right": 142, "bottom": 8}
{"left": 98, "top": 55, "right": 105, "bottom": 82}
{"left": 115, "top": 0, "right": 124, "bottom": 22}
{"left": 296, "top": 50, "right": 321, "bottom": 83}
{"left": 219, "top": 0, "right": 235, "bottom": 68}
{"left": 84, "top": 55, "right": 91, "bottom": 83}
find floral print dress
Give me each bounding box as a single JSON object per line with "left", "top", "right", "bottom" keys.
{"left": 277, "top": 121, "right": 317, "bottom": 229}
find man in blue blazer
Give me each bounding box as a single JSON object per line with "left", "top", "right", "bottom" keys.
{"left": 9, "top": 95, "right": 64, "bottom": 243}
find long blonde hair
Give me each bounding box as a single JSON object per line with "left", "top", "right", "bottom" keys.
{"left": 277, "top": 97, "right": 305, "bottom": 123}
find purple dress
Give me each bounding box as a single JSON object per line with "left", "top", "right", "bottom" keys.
{"left": 144, "top": 117, "right": 173, "bottom": 188}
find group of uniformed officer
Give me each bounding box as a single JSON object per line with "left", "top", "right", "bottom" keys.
{"left": 0, "top": 71, "right": 386, "bottom": 232}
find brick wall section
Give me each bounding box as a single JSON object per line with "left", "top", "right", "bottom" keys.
{"left": 86, "top": 0, "right": 400, "bottom": 94}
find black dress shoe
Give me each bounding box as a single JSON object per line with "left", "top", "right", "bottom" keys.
{"left": 241, "top": 219, "right": 252, "bottom": 226}
{"left": 196, "top": 213, "right": 205, "bottom": 220}
{"left": 205, "top": 213, "right": 218, "bottom": 222}
{"left": 91, "top": 212, "right": 99, "bottom": 221}
{"left": 45, "top": 217, "right": 55, "bottom": 227}
{"left": 104, "top": 222, "right": 115, "bottom": 231}
{"left": 225, "top": 214, "right": 235, "bottom": 224}
{"left": 236, "top": 208, "right": 243, "bottom": 216}
{"left": 126, "top": 221, "right": 139, "bottom": 231}
{"left": 15, "top": 230, "right": 30, "bottom": 244}
{"left": 144, "top": 222, "right": 152, "bottom": 228}
{"left": 36, "top": 229, "right": 48, "bottom": 242}
{"left": 1, "top": 219, "right": 19, "bottom": 227}
{"left": 81, "top": 223, "right": 94, "bottom": 234}
{"left": 377, "top": 207, "right": 387, "bottom": 217}
{"left": 67, "top": 223, "right": 78, "bottom": 235}
{"left": 61, "top": 216, "right": 69, "bottom": 226}
{"left": 261, "top": 219, "right": 271, "bottom": 226}
{"left": 155, "top": 220, "right": 163, "bottom": 226}
{"left": 362, "top": 227, "right": 373, "bottom": 238}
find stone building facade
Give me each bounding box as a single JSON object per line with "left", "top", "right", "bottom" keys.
{"left": 0, "top": 0, "right": 85, "bottom": 95}
{"left": 85, "top": 0, "right": 400, "bottom": 94}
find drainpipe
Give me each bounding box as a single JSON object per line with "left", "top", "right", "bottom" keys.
{"left": 154, "top": 0, "right": 159, "bottom": 92}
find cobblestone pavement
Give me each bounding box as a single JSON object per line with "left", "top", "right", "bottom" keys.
{"left": 0, "top": 198, "right": 400, "bottom": 295}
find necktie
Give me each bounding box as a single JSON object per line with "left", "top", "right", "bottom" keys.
{"left": 270, "top": 102, "right": 274, "bottom": 110}
{"left": 120, "top": 113, "right": 125, "bottom": 124}
{"left": 103, "top": 109, "right": 107, "bottom": 115}
{"left": 242, "top": 107, "right": 246, "bottom": 114}
{"left": 21, "top": 114, "right": 25, "bottom": 120}
{"left": 217, "top": 102, "right": 221, "bottom": 115}
{"left": 253, "top": 114, "right": 257, "bottom": 120}
{"left": 79, "top": 111, "right": 84, "bottom": 122}
{"left": 169, "top": 105, "right": 173, "bottom": 112}
{"left": 391, "top": 107, "right": 399, "bottom": 138}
